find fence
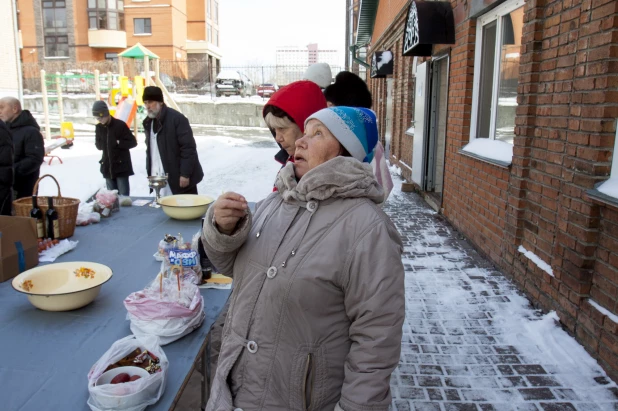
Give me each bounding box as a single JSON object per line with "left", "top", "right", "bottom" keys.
{"left": 22, "top": 60, "right": 344, "bottom": 95}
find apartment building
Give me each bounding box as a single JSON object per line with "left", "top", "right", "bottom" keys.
{"left": 275, "top": 43, "right": 341, "bottom": 85}
{"left": 16, "top": 0, "right": 221, "bottom": 67}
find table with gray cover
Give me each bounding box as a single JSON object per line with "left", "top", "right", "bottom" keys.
{"left": 0, "top": 201, "right": 232, "bottom": 410}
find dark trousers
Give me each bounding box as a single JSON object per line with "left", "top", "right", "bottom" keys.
{"left": 0, "top": 188, "right": 12, "bottom": 216}
{"left": 106, "top": 176, "right": 130, "bottom": 196}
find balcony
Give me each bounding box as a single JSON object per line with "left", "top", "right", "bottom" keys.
{"left": 186, "top": 40, "right": 222, "bottom": 59}
{"left": 88, "top": 30, "right": 127, "bottom": 48}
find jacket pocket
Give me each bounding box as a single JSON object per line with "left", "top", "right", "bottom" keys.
{"left": 302, "top": 353, "right": 314, "bottom": 411}
{"left": 289, "top": 346, "right": 326, "bottom": 411}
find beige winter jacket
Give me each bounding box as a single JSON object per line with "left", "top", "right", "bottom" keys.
{"left": 202, "top": 157, "right": 405, "bottom": 411}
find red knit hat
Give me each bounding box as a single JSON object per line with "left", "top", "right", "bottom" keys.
{"left": 262, "top": 80, "right": 327, "bottom": 133}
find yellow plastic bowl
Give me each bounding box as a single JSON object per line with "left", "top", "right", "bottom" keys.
{"left": 158, "top": 194, "right": 214, "bottom": 220}
{"left": 11, "top": 262, "right": 113, "bottom": 311}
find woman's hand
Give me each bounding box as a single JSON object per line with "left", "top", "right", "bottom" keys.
{"left": 212, "top": 192, "right": 248, "bottom": 235}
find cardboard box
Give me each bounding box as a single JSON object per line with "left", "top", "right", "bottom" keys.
{"left": 0, "top": 216, "right": 39, "bottom": 282}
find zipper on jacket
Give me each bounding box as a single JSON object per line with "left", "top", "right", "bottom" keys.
{"left": 107, "top": 126, "right": 113, "bottom": 178}
{"left": 302, "top": 353, "right": 314, "bottom": 411}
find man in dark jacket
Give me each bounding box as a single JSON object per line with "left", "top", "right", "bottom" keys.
{"left": 93, "top": 101, "right": 137, "bottom": 196}
{"left": 0, "top": 97, "right": 44, "bottom": 199}
{"left": 0, "top": 120, "right": 14, "bottom": 215}
{"left": 142, "top": 86, "right": 203, "bottom": 195}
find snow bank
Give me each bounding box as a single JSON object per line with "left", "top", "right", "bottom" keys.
{"left": 462, "top": 138, "right": 513, "bottom": 164}
{"left": 597, "top": 178, "right": 618, "bottom": 200}
{"left": 518, "top": 245, "right": 554, "bottom": 277}
{"left": 589, "top": 299, "right": 618, "bottom": 325}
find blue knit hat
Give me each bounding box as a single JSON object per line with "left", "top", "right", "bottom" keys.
{"left": 305, "top": 107, "right": 378, "bottom": 163}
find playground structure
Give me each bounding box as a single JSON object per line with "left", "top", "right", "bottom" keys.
{"left": 38, "top": 43, "right": 180, "bottom": 142}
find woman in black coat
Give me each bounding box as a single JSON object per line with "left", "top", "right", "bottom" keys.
{"left": 93, "top": 101, "right": 137, "bottom": 196}
{"left": 0, "top": 120, "right": 14, "bottom": 215}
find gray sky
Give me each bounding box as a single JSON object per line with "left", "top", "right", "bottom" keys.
{"left": 219, "top": 0, "right": 346, "bottom": 66}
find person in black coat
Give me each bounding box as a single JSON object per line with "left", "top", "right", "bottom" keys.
{"left": 93, "top": 101, "right": 137, "bottom": 196}
{"left": 0, "top": 120, "right": 14, "bottom": 215}
{"left": 142, "top": 86, "right": 203, "bottom": 195}
{"left": 0, "top": 97, "right": 44, "bottom": 199}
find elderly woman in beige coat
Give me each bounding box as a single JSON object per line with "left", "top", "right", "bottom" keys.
{"left": 202, "top": 106, "right": 404, "bottom": 411}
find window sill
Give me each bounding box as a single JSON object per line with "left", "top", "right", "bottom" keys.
{"left": 44, "top": 56, "right": 70, "bottom": 60}
{"left": 587, "top": 181, "right": 618, "bottom": 211}
{"left": 460, "top": 138, "right": 513, "bottom": 168}
{"left": 459, "top": 149, "right": 511, "bottom": 168}
{"left": 133, "top": 33, "right": 152, "bottom": 36}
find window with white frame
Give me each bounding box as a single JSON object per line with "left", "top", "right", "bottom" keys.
{"left": 134, "top": 18, "right": 151, "bottom": 34}
{"left": 470, "top": 0, "right": 524, "bottom": 145}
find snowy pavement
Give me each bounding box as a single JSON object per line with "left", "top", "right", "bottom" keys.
{"left": 384, "top": 184, "right": 618, "bottom": 411}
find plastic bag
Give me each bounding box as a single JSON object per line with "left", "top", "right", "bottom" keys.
{"left": 370, "top": 142, "right": 394, "bottom": 206}
{"left": 124, "top": 275, "right": 205, "bottom": 345}
{"left": 119, "top": 196, "right": 133, "bottom": 207}
{"left": 128, "top": 307, "right": 204, "bottom": 346}
{"left": 161, "top": 242, "right": 202, "bottom": 285}
{"left": 87, "top": 335, "right": 168, "bottom": 411}
{"left": 77, "top": 212, "right": 101, "bottom": 226}
{"left": 96, "top": 189, "right": 119, "bottom": 208}
{"left": 93, "top": 189, "right": 119, "bottom": 217}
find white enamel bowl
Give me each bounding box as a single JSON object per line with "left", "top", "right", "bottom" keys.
{"left": 158, "top": 194, "right": 214, "bottom": 220}
{"left": 11, "top": 262, "right": 113, "bottom": 311}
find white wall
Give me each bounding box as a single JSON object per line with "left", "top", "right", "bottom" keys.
{"left": 0, "top": 0, "right": 20, "bottom": 99}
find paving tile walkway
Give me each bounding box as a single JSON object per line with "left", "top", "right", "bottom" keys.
{"left": 385, "top": 190, "right": 618, "bottom": 411}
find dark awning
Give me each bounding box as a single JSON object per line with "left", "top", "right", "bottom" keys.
{"left": 356, "top": 0, "right": 380, "bottom": 46}
{"left": 370, "top": 51, "right": 394, "bottom": 78}
{"left": 402, "top": 1, "right": 456, "bottom": 57}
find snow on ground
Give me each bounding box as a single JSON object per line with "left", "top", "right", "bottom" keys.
{"left": 37, "top": 127, "right": 281, "bottom": 203}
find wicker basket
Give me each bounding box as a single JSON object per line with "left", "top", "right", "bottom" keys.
{"left": 13, "top": 174, "right": 80, "bottom": 239}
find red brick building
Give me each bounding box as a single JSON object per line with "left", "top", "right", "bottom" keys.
{"left": 354, "top": 0, "right": 618, "bottom": 379}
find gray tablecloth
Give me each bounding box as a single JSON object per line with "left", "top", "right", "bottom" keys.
{"left": 0, "top": 201, "right": 232, "bottom": 411}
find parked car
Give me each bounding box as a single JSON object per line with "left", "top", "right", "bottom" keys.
{"left": 215, "top": 70, "right": 254, "bottom": 97}
{"left": 257, "top": 83, "right": 279, "bottom": 98}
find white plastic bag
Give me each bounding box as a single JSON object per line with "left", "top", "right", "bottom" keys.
{"left": 39, "top": 239, "right": 78, "bottom": 263}
{"left": 128, "top": 307, "right": 205, "bottom": 346}
{"left": 124, "top": 279, "right": 205, "bottom": 345}
{"left": 87, "top": 335, "right": 168, "bottom": 411}
{"left": 370, "top": 142, "right": 394, "bottom": 206}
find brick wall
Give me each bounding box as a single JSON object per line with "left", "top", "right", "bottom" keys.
{"left": 368, "top": 5, "right": 414, "bottom": 180}
{"left": 372, "top": 0, "right": 409, "bottom": 46}
{"left": 368, "top": 0, "right": 618, "bottom": 380}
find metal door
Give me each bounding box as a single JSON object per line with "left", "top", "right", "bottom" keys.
{"left": 385, "top": 78, "right": 394, "bottom": 158}
{"left": 411, "top": 62, "right": 429, "bottom": 186}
